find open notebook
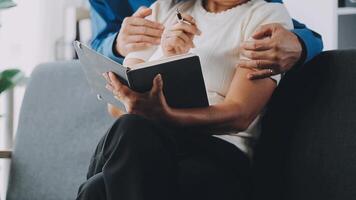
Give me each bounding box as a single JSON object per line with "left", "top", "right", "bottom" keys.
{"left": 73, "top": 41, "right": 209, "bottom": 112}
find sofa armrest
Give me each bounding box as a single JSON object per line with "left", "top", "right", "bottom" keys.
{"left": 0, "top": 150, "right": 12, "bottom": 159}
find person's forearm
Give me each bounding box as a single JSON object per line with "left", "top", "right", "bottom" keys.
{"left": 89, "top": 3, "right": 125, "bottom": 64}
{"left": 91, "top": 33, "right": 125, "bottom": 64}
{"left": 164, "top": 103, "right": 254, "bottom": 134}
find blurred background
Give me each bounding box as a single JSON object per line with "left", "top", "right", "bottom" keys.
{"left": 0, "top": 0, "right": 355, "bottom": 199}
{"left": 0, "top": 0, "right": 91, "bottom": 198}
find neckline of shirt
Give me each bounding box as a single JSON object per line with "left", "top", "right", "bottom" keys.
{"left": 194, "top": 0, "right": 257, "bottom": 21}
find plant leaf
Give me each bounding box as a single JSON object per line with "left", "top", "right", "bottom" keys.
{"left": 0, "top": 0, "right": 17, "bottom": 10}
{"left": 0, "top": 69, "right": 24, "bottom": 94}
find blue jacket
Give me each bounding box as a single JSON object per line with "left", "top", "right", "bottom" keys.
{"left": 89, "top": 0, "right": 323, "bottom": 64}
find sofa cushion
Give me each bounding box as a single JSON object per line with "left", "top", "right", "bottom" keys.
{"left": 7, "top": 61, "right": 115, "bottom": 200}
{"left": 253, "top": 50, "right": 356, "bottom": 200}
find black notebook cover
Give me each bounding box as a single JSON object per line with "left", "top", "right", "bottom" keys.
{"left": 74, "top": 41, "right": 209, "bottom": 111}
{"left": 128, "top": 55, "right": 209, "bottom": 108}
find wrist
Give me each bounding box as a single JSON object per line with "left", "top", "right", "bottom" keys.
{"left": 160, "top": 106, "right": 181, "bottom": 127}
{"left": 113, "top": 33, "right": 126, "bottom": 57}
{"left": 291, "top": 30, "right": 308, "bottom": 65}
{"left": 295, "top": 34, "right": 307, "bottom": 67}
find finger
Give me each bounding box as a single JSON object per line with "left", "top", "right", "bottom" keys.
{"left": 240, "top": 49, "right": 277, "bottom": 61}
{"left": 247, "top": 69, "right": 276, "bottom": 80}
{"left": 127, "top": 35, "right": 161, "bottom": 45}
{"left": 236, "top": 59, "right": 277, "bottom": 70}
{"left": 252, "top": 23, "right": 278, "bottom": 39}
{"left": 133, "top": 6, "right": 152, "bottom": 18}
{"left": 108, "top": 72, "right": 125, "bottom": 90}
{"left": 109, "top": 86, "right": 123, "bottom": 100}
{"left": 105, "top": 84, "right": 114, "bottom": 92}
{"left": 240, "top": 38, "right": 272, "bottom": 51}
{"left": 128, "top": 25, "right": 164, "bottom": 38}
{"left": 129, "top": 17, "right": 164, "bottom": 30}
{"left": 151, "top": 74, "right": 163, "bottom": 96}
{"left": 179, "top": 13, "right": 196, "bottom": 26}
{"left": 108, "top": 72, "right": 133, "bottom": 99}
{"left": 166, "top": 30, "right": 194, "bottom": 48}
{"left": 176, "top": 45, "right": 184, "bottom": 54}
{"left": 187, "top": 32, "right": 194, "bottom": 41}
{"left": 171, "top": 22, "right": 201, "bottom": 36}
{"left": 165, "top": 36, "right": 187, "bottom": 52}
{"left": 102, "top": 72, "right": 111, "bottom": 83}
{"left": 126, "top": 42, "right": 153, "bottom": 52}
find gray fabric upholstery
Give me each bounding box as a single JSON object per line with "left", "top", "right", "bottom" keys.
{"left": 5, "top": 50, "right": 356, "bottom": 200}
{"left": 253, "top": 50, "right": 356, "bottom": 200}
{"left": 6, "top": 61, "right": 115, "bottom": 200}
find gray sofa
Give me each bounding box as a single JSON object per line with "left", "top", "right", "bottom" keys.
{"left": 2, "top": 50, "right": 356, "bottom": 200}
{"left": 4, "top": 61, "right": 115, "bottom": 200}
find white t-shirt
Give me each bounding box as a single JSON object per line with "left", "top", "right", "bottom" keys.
{"left": 126, "top": 0, "right": 293, "bottom": 157}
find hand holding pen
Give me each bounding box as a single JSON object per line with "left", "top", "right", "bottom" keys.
{"left": 176, "top": 8, "right": 193, "bottom": 25}
{"left": 161, "top": 9, "right": 202, "bottom": 57}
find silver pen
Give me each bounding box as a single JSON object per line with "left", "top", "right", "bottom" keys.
{"left": 176, "top": 8, "right": 192, "bottom": 25}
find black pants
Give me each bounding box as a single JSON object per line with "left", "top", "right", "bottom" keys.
{"left": 76, "top": 114, "right": 251, "bottom": 200}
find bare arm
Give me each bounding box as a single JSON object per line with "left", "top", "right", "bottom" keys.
{"left": 105, "top": 66, "right": 277, "bottom": 134}
{"left": 164, "top": 67, "right": 277, "bottom": 133}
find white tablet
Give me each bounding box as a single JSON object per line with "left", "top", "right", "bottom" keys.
{"left": 73, "top": 41, "right": 127, "bottom": 112}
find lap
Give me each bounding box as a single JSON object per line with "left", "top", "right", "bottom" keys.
{"left": 85, "top": 114, "right": 251, "bottom": 199}
{"left": 176, "top": 136, "right": 251, "bottom": 200}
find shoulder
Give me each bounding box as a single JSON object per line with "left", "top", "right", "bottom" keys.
{"left": 240, "top": 0, "right": 293, "bottom": 39}
{"left": 248, "top": 0, "right": 291, "bottom": 21}
{"left": 244, "top": 0, "right": 293, "bottom": 29}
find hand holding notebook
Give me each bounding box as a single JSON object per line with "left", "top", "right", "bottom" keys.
{"left": 73, "top": 41, "right": 209, "bottom": 112}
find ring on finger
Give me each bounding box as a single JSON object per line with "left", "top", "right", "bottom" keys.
{"left": 268, "top": 69, "right": 274, "bottom": 74}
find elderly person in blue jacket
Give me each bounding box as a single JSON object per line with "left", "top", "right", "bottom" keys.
{"left": 77, "top": 0, "right": 324, "bottom": 200}
{"left": 89, "top": 0, "right": 323, "bottom": 79}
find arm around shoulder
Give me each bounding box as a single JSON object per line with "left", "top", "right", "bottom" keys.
{"left": 89, "top": 0, "right": 126, "bottom": 63}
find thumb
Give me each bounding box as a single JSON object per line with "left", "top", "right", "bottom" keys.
{"left": 252, "top": 24, "right": 275, "bottom": 39}
{"left": 133, "top": 6, "right": 152, "bottom": 18}
{"left": 151, "top": 74, "right": 164, "bottom": 96}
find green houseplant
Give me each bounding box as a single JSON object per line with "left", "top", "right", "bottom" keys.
{"left": 0, "top": 69, "right": 24, "bottom": 94}
{"left": 0, "top": 0, "right": 23, "bottom": 124}
{"left": 0, "top": 0, "right": 23, "bottom": 95}
{"left": 0, "top": 0, "right": 16, "bottom": 10}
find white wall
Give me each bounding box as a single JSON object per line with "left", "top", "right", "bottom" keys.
{"left": 0, "top": 1, "right": 88, "bottom": 199}
{"left": 0, "top": 0, "right": 88, "bottom": 75}
{"left": 284, "top": 0, "right": 338, "bottom": 50}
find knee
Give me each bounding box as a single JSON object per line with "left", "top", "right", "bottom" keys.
{"left": 103, "top": 114, "right": 168, "bottom": 160}
{"left": 99, "top": 114, "right": 159, "bottom": 154}
{"left": 77, "top": 173, "right": 106, "bottom": 200}
{"left": 116, "top": 114, "right": 157, "bottom": 141}
{"left": 103, "top": 114, "right": 157, "bottom": 156}
{"left": 119, "top": 114, "right": 149, "bottom": 126}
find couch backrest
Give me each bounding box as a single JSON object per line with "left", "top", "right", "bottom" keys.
{"left": 253, "top": 50, "right": 356, "bottom": 200}
{"left": 6, "top": 61, "right": 115, "bottom": 200}
{"left": 7, "top": 50, "right": 356, "bottom": 200}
